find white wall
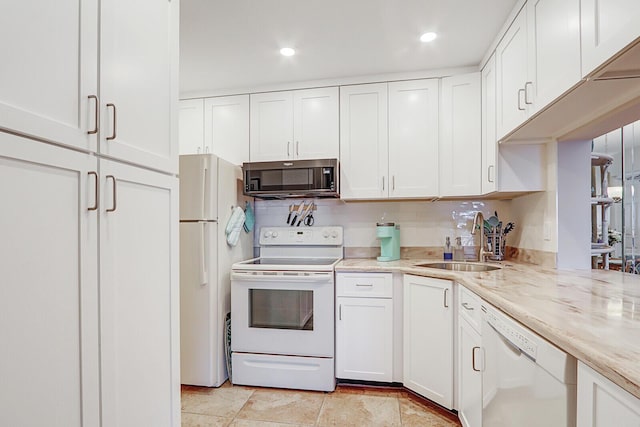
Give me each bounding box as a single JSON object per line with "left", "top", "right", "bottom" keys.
{"left": 253, "top": 199, "right": 512, "bottom": 249}
{"left": 509, "top": 141, "right": 558, "bottom": 254}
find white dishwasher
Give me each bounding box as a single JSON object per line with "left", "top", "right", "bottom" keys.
{"left": 482, "top": 303, "right": 577, "bottom": 427}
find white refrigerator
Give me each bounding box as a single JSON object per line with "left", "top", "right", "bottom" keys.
{"left": 179, "top": 154, "right": 253, "bottom": 387}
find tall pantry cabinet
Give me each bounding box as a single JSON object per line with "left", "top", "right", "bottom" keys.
{"left": 0, "top": 1, "right": 180, "bottom": 427}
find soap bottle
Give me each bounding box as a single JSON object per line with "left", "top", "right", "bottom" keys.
{"left": 453, "top": 237, "right": 465, "bottom": 261}
{"left": 444, "top": 237, "right": 453, "bottom": 260}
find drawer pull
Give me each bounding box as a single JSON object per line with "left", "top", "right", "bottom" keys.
{"left": 462, "top": 302, "right": 474, "bottom": 311}
{"left": 356, "top": 283, "right": 373, "bottom": 287}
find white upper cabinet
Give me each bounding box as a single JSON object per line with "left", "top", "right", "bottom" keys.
{"left": 204, "top": 95, "right": 250, "bottom": 165}
{"left": 99, "top": 0, "right": 179, "bottom": 174}
{"left": 0, "top": 0, "right": 98, "bottom": 152}
{"left": 496, "top": 7, "right": 529, "bottom": 140}
{"left": 388, "top": 79, "right": 439, "bottom": 198}
{"left": 340, "top": 83, "right": 389, "bottom": 199}
{"left": 179, "top": 99, "right": 205, "bottom": 155}
{"left": 250, "top": 87, "right": 338, "bottom": 162}
{"left": 526, "top": 0, "right": 581, "bottom": 115}
{"left": 440, "top": 72, "right": 482, "bottom": 197}
{"left": 482, "top": 55, "right": 498, "bottom": 194}
{"left": 581, "top": 0, "right": 640, "bottom": 77}
{"left": 250, "top": 91, "right": 294, "bottom": 161}
{"left": 293, "top": 88, "right": 339, "bottom": 160}
{"left": 496, "top": 0, "right": 581, "bottom": 140}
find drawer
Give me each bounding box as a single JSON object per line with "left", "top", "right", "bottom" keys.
{"left": 336, "top": 272, "right": 393, "bottom": 298}
{"left": 458, "top": 285, "right": 482, "bottom": 333}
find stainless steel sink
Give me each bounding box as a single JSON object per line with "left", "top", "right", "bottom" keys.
{"left": 414, "top": 262, "right": 502, "bottom": 272}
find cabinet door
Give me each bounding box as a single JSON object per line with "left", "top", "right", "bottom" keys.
{"left": 0, "top": 132, "right": 100, "bottom": 427}
{"left": 336, "top": 297, "right": 393, "bottom": 382}
{"left": 204, "top": 95, "right": 250, "bottom": 165}
{"left": 581, "top": 0, "right": 640, "bottom": 76}
{"left": 403, "top": 275, "right": 453, "bottom": 409}
{"left": 577, "top": 361, "right": 640, "bottom": 426}
{"left": 250, "top": 91, "right": 294, "bottom": 161}
{"left": 440, "top": 73, "right": 482, "bottom": 196}
{"left": 482, "top": 55, "right": 498, "bottom": 194}
{"left": 179, "top": 99, "right": 205, "bottom": 155}
{"left": 527, "top": 0, "right": 581, "bottom": 114}
{"left": 99, "top": 160, "right": 179, "bottom": 427}
{"left": 0, "top": 0, "right": 98, "bottom": 152}
{"left": 340, "top": 83, "right": 389, "bottom": 199}
{"left": 388, "top": 79, "right": 439, "bottom": 198}
{"left": 100, "top": 0, "right": 179, "bottom": 173}
{"left": 293, "top": 87, "right": 339, "bottom": 160}
{"left": 496, "top": 7, "right": 529, "bottom": 140}
{"left": 458, "top": 318, "right": 482, "bottom": 427}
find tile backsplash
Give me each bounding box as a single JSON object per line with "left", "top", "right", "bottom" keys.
{"left": 253, "top": 198, "right": 513, "bottom": 252}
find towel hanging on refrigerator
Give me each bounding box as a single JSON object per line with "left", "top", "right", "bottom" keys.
{"left": 225, "top": 206, "right": 246, "bottom": 246}
{"left": 243, "top": 201, "right": 255, "bottom": 233}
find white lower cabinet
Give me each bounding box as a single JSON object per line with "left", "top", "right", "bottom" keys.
{"left": 457, "top": 286, "right": 483, "bottom": 427}
{"left": 336, "top": 273, "right": 393, "bottom": 382}
{"left": 578, "top": 361, "right": 640, "bottom": 426}
{"left": 0, "top": 132, "right": 100, "bottom": 427}
{"left": 99, "top": 159, "right": 179, "bottom": 427}
{"left": 0, "top": 132, "right": 180, "bottom": 427}
{"left": 403, "top": 274, "right": 454, "bottom": 409}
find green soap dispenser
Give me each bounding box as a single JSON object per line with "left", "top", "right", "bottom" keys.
{"left": 376, "top": 222, "right": 400, "bottom": 261}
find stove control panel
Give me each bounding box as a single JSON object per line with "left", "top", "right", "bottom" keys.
{"left": 260, "top": 226, "right": 343, "bottom": 245}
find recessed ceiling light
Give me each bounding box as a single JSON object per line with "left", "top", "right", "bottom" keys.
{"left": 420, "top": 32, "right": 437, "bottom": 43}
{"left": 280, "top": 47, "right": 296, "bottom": 57}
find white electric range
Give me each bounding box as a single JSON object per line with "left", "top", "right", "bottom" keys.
{"left": 230, "top": 226, "right": 343, "bottom": 392}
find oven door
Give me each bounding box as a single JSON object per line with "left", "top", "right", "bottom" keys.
{"left": 231, "top": 270, "right": 334, "bottom": 358}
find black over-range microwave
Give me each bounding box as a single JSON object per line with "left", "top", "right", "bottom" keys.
{"left": 243, "top": 158, "right": 339, "bottom": 199}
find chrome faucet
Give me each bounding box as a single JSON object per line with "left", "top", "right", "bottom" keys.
{"left": 471, "top": 211, "right": 490, "bottom": 262}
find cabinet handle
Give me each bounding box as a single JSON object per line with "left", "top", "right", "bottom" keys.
{"left": 488, "top": 165, "right": 495, "bottom": 183}
{"left": 296, "top": 141, "right": 299, "bottom": 156}
{"left": 462, "top": 302, "right": 474, "bottom": 311}
{"left": 443, "top": 288, "right": 449, "bottom": 308}
{"left": 472, "top": 346, "right": 481, "bottom": 372}
{"left": 197, "top": 147, "right": 201, "bottom": 154}
{"left": 382, "top": 176, "right": 385, "bottom": 191}
{"left": 517, "top": 89, "right": 525, "bottom": 111}
{"left": 87, "top": 95, "right": 99, "bottom": 134}
{"left": 287, "top": 141, "right": 291, "bottom": 157}
{"left": 106, "top": 103, "right": 117, "bottom": 140}
{"left": 88, "top": 171, "right": 99, "bottom": 211}
{"left": 392, "top": 175, "right": 395, "bottom": 191}
{"left": 339, "top": 304, "right": 342, "bottom": 320}
{"left": 106, "top": 175, "right": 117, "bottom": 212}
{"left": 355, "top": 283, "right": 373, "bottom": 287}
{"left": 524, "top": 81, "right": 533, "bottom": 105}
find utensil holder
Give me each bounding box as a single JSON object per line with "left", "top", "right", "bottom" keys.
{"left": 486, "top": 225, "right": 506, "bottom": 261}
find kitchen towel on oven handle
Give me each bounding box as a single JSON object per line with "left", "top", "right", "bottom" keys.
{"left": 226, "top": 206, "right": 246, "bottom": 246}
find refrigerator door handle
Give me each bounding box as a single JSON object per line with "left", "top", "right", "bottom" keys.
{"left": 202, "top": 157, "right": 208, "bottom": 219}
{"left": 200, "top": 222, "right": 208, "bottom": 286}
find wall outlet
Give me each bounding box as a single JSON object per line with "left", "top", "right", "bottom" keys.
{"left": 543, "top": 221, "right": 552, "bottom": 241}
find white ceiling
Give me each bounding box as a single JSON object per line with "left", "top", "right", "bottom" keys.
{"left": 180, "top": 0, "right": 519, "bottom": 96}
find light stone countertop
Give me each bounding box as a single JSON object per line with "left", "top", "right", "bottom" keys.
{"left": 336, "top": 258, "right": 640, "bottom": 399}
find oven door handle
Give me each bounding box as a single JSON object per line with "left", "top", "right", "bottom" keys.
{"left": 231, "top": 272, "right": 333, "bottom": 283}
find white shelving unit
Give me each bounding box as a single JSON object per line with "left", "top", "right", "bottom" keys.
{"left": 591, "top": 152, "right": 615, "bottom": 269}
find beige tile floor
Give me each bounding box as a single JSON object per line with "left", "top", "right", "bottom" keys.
{"left": 181, "top": 382, "right": 462, "bottom": 427}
